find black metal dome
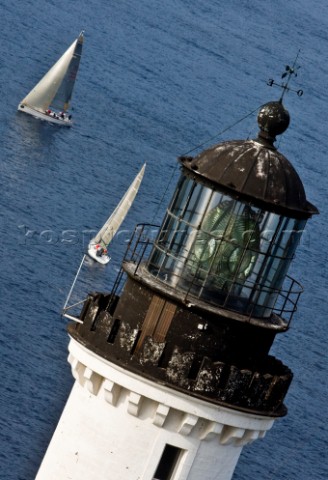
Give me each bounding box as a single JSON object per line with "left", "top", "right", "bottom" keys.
{"left": 180, "top": 102, "right": 318, "bottom": 218}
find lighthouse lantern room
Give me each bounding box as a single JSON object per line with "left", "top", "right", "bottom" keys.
{"left": 36, "top": 101, "right": 318, "bottom": 480}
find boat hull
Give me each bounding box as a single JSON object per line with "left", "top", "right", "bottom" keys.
{"left": 87, "top": 244, "right": 111, "bottom": 265}
{"left": 17, "top": 104, "right": 72, "bottom": 127}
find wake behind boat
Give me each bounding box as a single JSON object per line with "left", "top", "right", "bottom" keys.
{"left": 18, "top": 31, "right": 84, "bottom": 126}
{"left": 88, "top": 163, "right": 146, "bottom": 264}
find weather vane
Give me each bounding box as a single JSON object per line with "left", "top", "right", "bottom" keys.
{"left": 267, "top": 50, "right": 303, "bottom": 101}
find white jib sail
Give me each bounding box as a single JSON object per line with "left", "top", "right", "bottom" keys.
{"left": 91, "top": 163, "right": 146, "bottom": 249}
{"left": 20, "top": 36, "right": 80, "bottom": 112}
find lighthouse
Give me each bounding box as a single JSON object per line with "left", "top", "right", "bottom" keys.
{"left": 35, "top": 99, "right": 317, "bottom": 480}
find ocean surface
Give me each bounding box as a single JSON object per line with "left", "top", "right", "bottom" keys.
{"left": 0, "top": 1, "right": 327, "bottom": 479}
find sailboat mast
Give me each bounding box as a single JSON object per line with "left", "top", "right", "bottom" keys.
{"left": 52, "top": 31, "right": 84, "bottom": 112}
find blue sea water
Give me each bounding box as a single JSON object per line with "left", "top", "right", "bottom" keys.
{"left": 0, "top": 0, "right": 327, "bottom": 479}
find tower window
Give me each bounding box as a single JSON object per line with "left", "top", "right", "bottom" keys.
{"left": 153, "top": 444, "right": 183, "bottom": 480}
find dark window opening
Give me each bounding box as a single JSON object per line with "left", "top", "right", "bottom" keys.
{"left": 153, "top": 444, "right": 183, "bottom": 480}
{"left": 188, "top": 357, "right": 202, "bottom": 380}
{"left": 130, "top": 329, "right": 142, "bottom": 355}
{"left": 157, "top": 344, "right": 173, "bottom": 369}
{"left": 107, "top": 318, "right": 120, "bottom": 344}
{"left": 90, "top": 314, "right": 98, "bottom": 331}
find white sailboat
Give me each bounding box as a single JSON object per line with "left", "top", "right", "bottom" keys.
{"left": 18, "top": 31, "right": 84, "bottom": 126}
{"left": 88, "top": 163, "right": 146, "bottom": 264}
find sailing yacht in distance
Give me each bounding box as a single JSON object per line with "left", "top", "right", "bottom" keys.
{"left": 88, "top": 163, "right": 146, "bottom": 265}
{"left": 18, "top": 31, "right": 84, "bottom": 126}
{"left": 61, "top": 163, "right": 146, "bottom": 322}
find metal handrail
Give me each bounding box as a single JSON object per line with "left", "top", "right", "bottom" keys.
{"left": 119, "top": 223, "right": 303, "bottom": 325}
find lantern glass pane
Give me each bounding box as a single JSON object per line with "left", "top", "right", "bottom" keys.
{"left": 148, "top": 176, "right": 306, "bottom": 318}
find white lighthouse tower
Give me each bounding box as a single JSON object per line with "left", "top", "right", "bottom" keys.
{"left": 35, "top": 99, "right": 317, "bottom": 480}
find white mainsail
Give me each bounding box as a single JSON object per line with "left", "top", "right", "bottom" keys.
{"left": 62, "top": 164, "right": 146, "bottom": 318}
{"left": 88, "top": 163, "right": 146, "bottom": 264}
{"left": 19, "top": 31, "right": 84, "bottom": 113}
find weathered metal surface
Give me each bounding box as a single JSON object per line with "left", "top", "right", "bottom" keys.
{"left": 180, "top": 139, "right": 318, "bottom": 218}
{"left": 69, "top": 278, "right": 292, "bottom": 416}
{"left": 138, "top": 336, "right": 166, "bottom": 366}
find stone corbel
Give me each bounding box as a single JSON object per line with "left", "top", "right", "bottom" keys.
{"left": 103, "top": 379, "right": 122, "bottom": 406}
{"left": 220, "top": 425, "right": 245, "bottom": 445}
{"left": 128, "top": 391, "right": 143, "bottom": 417}
{"left": 84, "top": 367, "right": 102, "bottom": 395}
{"left": 178, "top": 413, "right": 198, "bottom": 436}
{"left": 153, "top": 404, "right": 170, "bottom": 427}
{"left": 199, "top": 421, "right": 224, "bottom": 440}
{"left": 68, "top": 354, "right": 86, "bottom": 385}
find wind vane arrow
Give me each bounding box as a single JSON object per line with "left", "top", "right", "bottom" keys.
{"left": 267, "top": 50, "right": 304, "bottom": 101}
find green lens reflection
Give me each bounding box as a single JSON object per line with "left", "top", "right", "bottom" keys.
{"left": 189, "top": 200, "right": 260, "bottom": 289}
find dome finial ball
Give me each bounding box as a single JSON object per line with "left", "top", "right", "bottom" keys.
{"left": 257, "top": 101, "right": 290, "bottom": 140}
